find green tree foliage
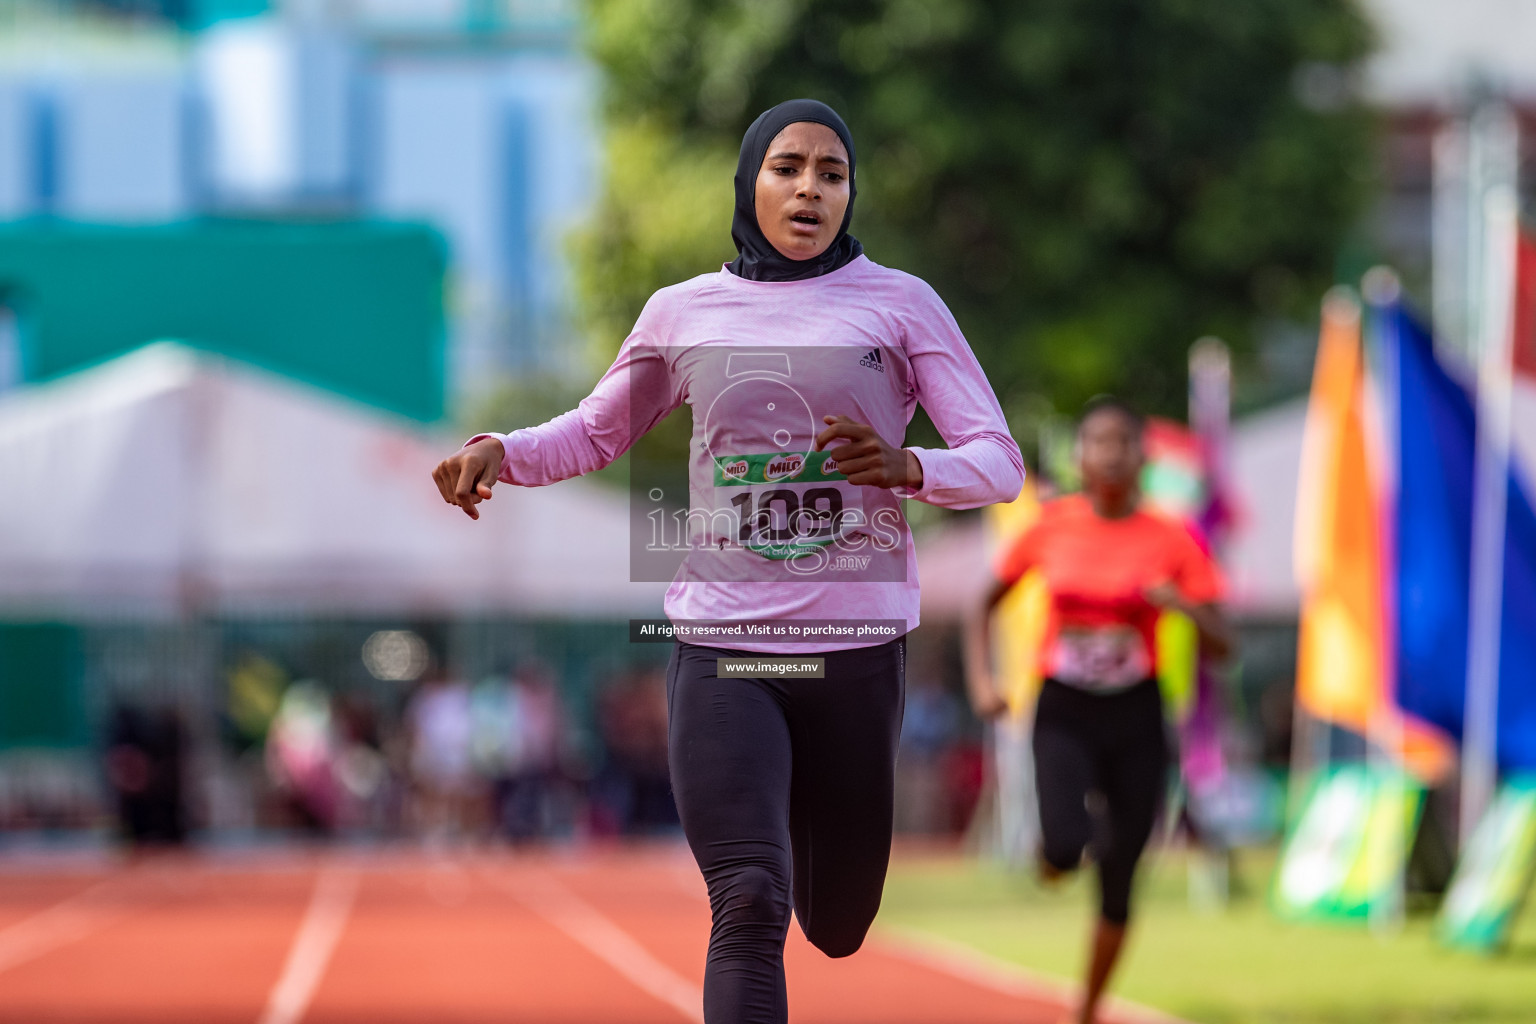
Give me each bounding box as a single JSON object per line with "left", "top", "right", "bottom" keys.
{"left": 573, "top": 0, "right": 1377, "bottom": 425}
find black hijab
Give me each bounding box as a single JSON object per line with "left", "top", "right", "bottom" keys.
{"left": 727, "top": 99, "right": 864, "bottom": 282}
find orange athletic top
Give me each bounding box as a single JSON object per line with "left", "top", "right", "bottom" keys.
{"left": 994, "top": 495, "right": 1224, "bottom": 689}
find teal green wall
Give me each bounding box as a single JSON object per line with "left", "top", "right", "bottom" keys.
{"left": 189, "top": 0, "right": 271, "bottom": 29}
{"left": 0, "top": 624, "right": 87, "bottom": 750}
{"left": 0, "top": 219, "right": 448, "bottom": 422}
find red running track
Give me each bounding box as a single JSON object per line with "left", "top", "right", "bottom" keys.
{"left": 0, "top": 845, "right": 1186, "bottom": 1024}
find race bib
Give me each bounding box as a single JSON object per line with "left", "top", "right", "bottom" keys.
{"left": 1050, "top": 626, "right": 1151, "bottom": 691}
{"left": 712, "top": 451, "right": 860, "bottom": 560}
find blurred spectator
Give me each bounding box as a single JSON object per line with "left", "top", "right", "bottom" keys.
{"left": 895, "top": 676, "right": 964, "bottom": 834}
{"left": 105, "top": 702, "right": 188, "bottom": 846}
{"left": 0, "top": 752, "right": 101, "bottom": 833}
{"left": 265, "top": 681, "right": 340, "bottom": 834}
{"left": 942, "top": 737, "right": 987, "bottom": 835}
{"left": 332, "top": 690, "right": 391, "bottom": 832}
{"left": 226, "top": 653, "right": 287, "bottom": 753}
{"left": 404, "top": 669, "right": 479, "bottom": 841}
{"left": 512, "top": 666, "right": 567, "bottom": 841}
{"left": 590, "top": 668, "right": 676, "bottom": 836}
{"left": 470, "top": 672, "right": 520, "bottom": 838}
{"left": 468, "top": 665, "right": 571, "bottom": 841}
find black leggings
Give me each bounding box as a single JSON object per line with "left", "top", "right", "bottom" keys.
{"left": 1033, "top": 677, "right": 1168, "bottom": 925}
{"left": 666, "top": 638, "right": 905, "bottom": 1024}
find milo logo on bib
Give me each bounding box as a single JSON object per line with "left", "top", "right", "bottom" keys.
{"left": 764, "top": 453, "right": 805, "bottom": 481}
{"left": 713, "top": 451, "right": 849, "bottom": 486}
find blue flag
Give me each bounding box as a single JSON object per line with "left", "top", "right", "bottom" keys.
{"left": 1384, "top": 303, "right": 1536, "bottom": 771}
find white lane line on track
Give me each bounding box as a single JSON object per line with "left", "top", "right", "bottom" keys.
{"left": 0, "top": 875, "right": 134, "bottom": 976}
{"left": 257, "top": 867, "right": 359, "bottom": 1024}
{"left": 485, "top": 868, "right": 704, "bottom": 1023}
{"left": 875, "top": 927, "right": 1194, "bottom": 1024}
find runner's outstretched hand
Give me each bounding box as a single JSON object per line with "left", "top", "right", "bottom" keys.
{"left": 815, "top": 414, "right": 924, "bottom": 490}
{"left": 433, "top": 437, "right": 505, "bottom": 520}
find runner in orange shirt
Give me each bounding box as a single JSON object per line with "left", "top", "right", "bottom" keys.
{"left": 966, "top": 397, "right": 1232, "bottom": 1024}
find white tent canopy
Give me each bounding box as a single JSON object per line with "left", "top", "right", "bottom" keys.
{"left": 1222, "top": 398, "right": 1306, "bottom": 617}
{"left": 0, "top": 342, "right": 666, "bottom": 618}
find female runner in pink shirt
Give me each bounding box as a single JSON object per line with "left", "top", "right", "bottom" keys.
{"left": 433, "top": 98, "right": 1023, "bottom": 1024}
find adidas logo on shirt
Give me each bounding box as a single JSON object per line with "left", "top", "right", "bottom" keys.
{"left": 859, "top": 348, "right": 885, "bottom": 373}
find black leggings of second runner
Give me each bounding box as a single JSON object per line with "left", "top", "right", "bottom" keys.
{"left": 667, "top": 638, "right": 905, "bottom": 1024}
{"left": 1033, "top": 676, "right": 1168, "bottom": 925}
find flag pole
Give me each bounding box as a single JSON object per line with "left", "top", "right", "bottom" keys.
{"left": 1432, "top": 112, "right": 1472, "bottom": 360}
{"left": 1187, "top": 336, "right": 1232, "bottom": 908}
{"left": 1362, "top": 267, "right": 1408, "bottom": 935}
{"left": 1188, "top": 335, "right": 1231, "bottom": 548}
{"left": 1460, "top": 95, "right": 1520, "bottom": 848}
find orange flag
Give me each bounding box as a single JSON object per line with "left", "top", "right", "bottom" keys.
{"left": 1295, "top": 289, "right": 1385, "bottom": 730}
{"left": 1294, "top": 288, "right": 1454, "bottom": 782}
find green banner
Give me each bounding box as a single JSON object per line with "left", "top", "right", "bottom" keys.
{"left": 1273, "top": 764, "right": 1423, "bottom": 922}
{"left": 1438, "top": 776, "right": 1536, "bottom": 952}
{"left": 0, "top": 221, "right": 446, "bottom": 422}
{"left": 713, "top": 451, "right": 846, "bottom": 486}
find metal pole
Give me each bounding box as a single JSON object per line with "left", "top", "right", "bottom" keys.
{"left": 1460, "top": 95, "right": 1520, "bottom": 847}
{"left": 1357, "top": 267, "right": 1408, "bottom": 934}
{"left": 1188, "top": 336, "right": 1232, "bottom": 907}
{"left": 1462, "top": 182, "right": 1519, "bottom": 846}
{"left": 1189, "top": 336, "right": 1231, "bottom": 547}
{"left": 1433, "top": 114, "right": 1472, "bottom": 364}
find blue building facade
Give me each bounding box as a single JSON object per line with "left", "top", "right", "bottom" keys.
{"left": 0, "top": 0, "right": 598, "bottom": 395}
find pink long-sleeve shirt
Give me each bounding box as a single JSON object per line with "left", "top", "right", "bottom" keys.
{"left": 469, "top": 255, "right": 1023, "bottom": 652}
